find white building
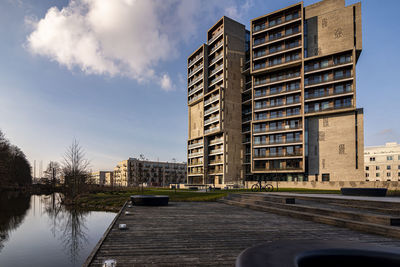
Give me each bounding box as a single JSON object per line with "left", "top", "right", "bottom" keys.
{"left": 364, "top": 142, "right": 400, "bottom": 181}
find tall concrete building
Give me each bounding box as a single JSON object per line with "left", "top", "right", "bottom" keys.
{"left": 187, "top": 0, "right": 364, "bottom": 186}
{"left": 364, "top": 143, "right": 400, "bottom": 181}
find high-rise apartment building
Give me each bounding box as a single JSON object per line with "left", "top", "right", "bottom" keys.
{"left": 187, "top": 0, "right": 364, "bottom": 186}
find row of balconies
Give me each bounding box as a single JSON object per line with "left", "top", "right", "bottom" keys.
{"left": 253, "top": 39, "right": 301, "bottom": 60}
{"left": 305, "top": 84, "right": 353, "bottom": 101}
{"left": 304, "top": 69, "right": 352, "bottom": 87}
{"left": 254, "top": 70, "right": 300, "bottom": 87}
{"left": 204, "top": 105, "right": 219, "bottom": 116}
{"left": 188, "top": 84, "right": 203, "bottom": 96}
{"left": 209, "top": 147, "right": 223, "bottom": 155}
{"left": 253, "top": 151, "right": 302, "bottom": 159}
{"left": 253, "top": 10, "right": 300, "bottom": 34}
{"left": 209, "top": 40, "right": 223, "bottom": 55}
{"left": 188, "top": 151, "right": 203, "bottom": 158}
{"left": 253, "top": 124, "right": 301, "bottom": 134}
{"left": 253, "top": 138, "right": 302, "bottom": 147}
{"left": 254, "top": 96, "right": 301, "bottom": 111}
{"left": 208, "top": 29, "right": 223, "bottom": 44}
{"left": 253, "top": 25, "right": 300, "bottom": 48}
{"left": 204, "top": 125, "right": 220, "bottom": 135}
{"left": 254, "top": 82, "right": 300, "bottom": 99}
{"left": 254, "top": 108, "right": 300, "bottom": 121}
{"left": 209, "top": 64, "right": 223, "bottom": 78}
{"left": 304, "top": 53, "right": 352, "bottom": 73}
{"left": 253, "top": 52, "right": 301, "bottom": 71}
{"left": 209, "top": 137, "right": 224, "bottom": 145}
{"left": 209, "top": 53, "right": 223, "bottom": 66}
{"left": 188, "top": 140, "right": 203, "bottom": 149}
{"left": 208, "top": 74, "right": 223, "bottom": 88}
{"left": 304, "top": 97, "right": 353, "bottom": 114}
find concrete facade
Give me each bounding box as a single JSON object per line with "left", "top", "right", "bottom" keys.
{"left": 187, "top": 0, "right": 364, "bottom": 186}
{"left": 364, "top": 142, "right": 400, "bottom": 181}
{"left": 114, "top": 158, "right": 187, "bottom": 187}
{"left": 90, "top": 171, "right": 112, "bottom": 186}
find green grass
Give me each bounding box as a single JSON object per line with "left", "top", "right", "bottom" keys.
{"left": 74, "top": 187, "right": 340, "bottom": 211}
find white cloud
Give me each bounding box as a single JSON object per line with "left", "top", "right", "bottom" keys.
{"left": 160, "top": 74, "right": 173, "bottom": 91}
{"left": 25, "top": 0, "right": 251, "bottom": 90}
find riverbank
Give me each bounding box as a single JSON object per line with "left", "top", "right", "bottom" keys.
{"left": 73, "top": 188, "right": 341, "bottom": 211}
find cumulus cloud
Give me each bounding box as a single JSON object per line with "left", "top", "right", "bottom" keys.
{"left": 25, "top": 0, "right": 251, "bottom": 90}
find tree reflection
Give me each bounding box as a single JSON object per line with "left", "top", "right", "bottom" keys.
{"left": 0, "top": 192, "right": 30, "bottom": 253}
{"left": 42, "top": 193, "right": 91, "bottom": 265}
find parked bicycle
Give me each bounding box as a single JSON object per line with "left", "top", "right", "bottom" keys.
{"left": 251, "top": 181, "right": 274, "bottom": 192}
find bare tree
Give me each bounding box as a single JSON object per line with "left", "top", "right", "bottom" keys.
{"left": 44, "top": 161, "right": 62, "bottom": 185}
{"left": 62, "top": 139, "right": 91, "bottom": 199}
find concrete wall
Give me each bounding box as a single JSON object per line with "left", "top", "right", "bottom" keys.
{"left": 307, "top": 110, "right": 364, "bottom": 181}
{"left": 189, "top": 101, "right": 204, "bottom": 139}
{"left": 245, "top": 180, "right": 400, "bottom": 190}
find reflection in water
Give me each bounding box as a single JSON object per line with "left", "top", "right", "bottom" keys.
{"left": 0, "top": 192, "right": 30, "bottom": 253}
{"left": 42, "top": 193, "right": 90, "bottom": 265}
{"left": 0, "top": 192, "right": 116, "bottom": 267}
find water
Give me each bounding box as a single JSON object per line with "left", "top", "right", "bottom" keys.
{"left": 0, "top": 192, "right": 116, "bottom": 267}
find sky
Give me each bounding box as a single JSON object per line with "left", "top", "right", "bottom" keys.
{"left": 0, "top": 0, "right": 399, "bottom": 173}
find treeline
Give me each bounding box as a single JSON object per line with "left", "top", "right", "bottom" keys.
{"left": 0, "top": 130, "right": 32, "bottom": 187}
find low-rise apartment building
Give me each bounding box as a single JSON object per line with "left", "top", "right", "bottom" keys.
{"left": 90, "top": 171, "right": 113, "bottom": 185}
{"left": 113, "top": 158, "right": 187, "bottom": 187}
{"left": 364, "top": 142, "right": 400, "bottom": 181}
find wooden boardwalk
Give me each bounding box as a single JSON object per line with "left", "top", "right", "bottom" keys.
{"left": 86, "top": 201, "right": 400, "bottom": 266}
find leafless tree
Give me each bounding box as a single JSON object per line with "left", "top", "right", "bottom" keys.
{"left": 44, "top": 161, "right": 62, "bottom": 185}
{"left": 62, "top": 139, "right": 91, "bottom": 199}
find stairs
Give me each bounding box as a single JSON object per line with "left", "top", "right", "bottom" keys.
{"left": 219, "top": 193, "right": 400, "bottom": 239}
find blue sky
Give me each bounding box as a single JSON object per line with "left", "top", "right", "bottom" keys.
{"left": 0, "top": 0, "right": 399, "bottom": 172}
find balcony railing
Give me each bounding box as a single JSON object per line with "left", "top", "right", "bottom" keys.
{"left": 204, "top": 105, "right": 219, "bottom": 116}
{"left": 188, "top": 142, "right": 203, "bottom": 149}
{"left": 304, "top": 57, "right": 352, "bottom": 73}
{"left": 209, "top": 54, "right": 223, "bottom": 66}
{"left": 253, "top": 12, "right": 300, "bottom": 33}
{"left": 208, "top": 30, "right": 223, "bottom": 44}
{"left": 254, "top": 72, "right": 300, "bottom": 87}
{"left": 204, "top": 115, "right": 220, "bottom": 126}
{"left": 209, "top": 65, "right": 223, "bottom": 77}
{"left": 209, "top": 138, "right": 224, "bottom": 145}
{"left": 188, "top": 64, "right": 203, "bottom": 77}
{"left": 209, "top": 148, "right": 223, "bottom": 154}
{"left": 209, "top": 160, "right": 223, "bottom": 165}
{"left": 188, "top": 151, "right": 203, "bottom": 157}
{"left": 188, "top": 54, "right": 203, "bottom": 67}
{"left": 188, "top": 85, "right": 203, "bottom": 96}
{"left": 254, "top": 152, "right": 302, "bottom": 158}
{"left": 209, "top": 41, "right": 223, "bottom": 55}
{"left": 188, "top": 76, "right": 203, "bottom": 88}
{"left": 254, "top": 139, "right": 302, "bottom": 146}
{"left": 188, "top": 92, "right": 203, "bottom": 104}
{"left": 305, "top": 102, "right": 353, "bottom": 114}
{"left": 204, "top": 95, "right": 219, "bottom": 106}
{"left": 253, "top": 27, "right": 300, "bottom": 47}
{"left": 305, "top": 89, "right": 353, "bottom": 100}
{"left": 253, "top": 166, "right": 302, "bottom": 171}
{"left": 254, "top": 99, "right": 300, "bottom": 111}
{"left": 305, "top": 73, "right": 352, "bottom": 87}
{"left": 253, "top": 125, "right": 301, "bottom": 133}
{"left": 204, "top": 126, "right": 220, "bottom": 135}
{"left": 209, "top": 74, "right": 223, "bottom": 87}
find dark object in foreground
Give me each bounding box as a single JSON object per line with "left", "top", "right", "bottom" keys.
{"left": 130, "top": 195, "right": 169, "bottom": 206}
{"left": 341, "top": 187, "right": 387, "bottom": 197}
{"left": 236, "top": 240, "right": 400, "bottom": 267}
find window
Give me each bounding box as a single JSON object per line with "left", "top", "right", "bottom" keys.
{"left": 387, "top": 172, "right": 391, "bottom": 177}
{"left": 376, "top": 166, "right": 380, "bottom": 170}
{"left": 370, "top": 157, "right": 375, "bottom": 161}
{"left": 387, "top": 156, "right": 393, "bottom": 160}
{"left": 322, "top": 173, "right": 330, "bottom": 181}
{"left": 321, "top": 59, "right": 329, "bottom": 68}
{"left": 365, "top": 173, "right": 369, "bottom": 178}
{"left": 376, "top": 173, "right": 380, "bottom": 177}
{"left": 387, "top": 165, "right": 391, "bottom": 170}
{"left": 365, "top": 166, "right": 369, "bottom": 171}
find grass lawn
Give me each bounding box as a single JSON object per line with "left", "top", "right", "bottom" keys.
{"left": 75, "top": 187, "right": 340, "bottom": 211}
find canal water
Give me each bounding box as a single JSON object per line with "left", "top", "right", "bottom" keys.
{"left": 0, "top": 192, "right": 116, "bottom": 267}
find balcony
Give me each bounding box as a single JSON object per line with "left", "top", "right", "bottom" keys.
{"left": 253, "top": 166, "right": 302, "bottom": 171}
{"left": 204, "top": 105, "right": 219, "bottom": 116}
{"left": 208, "top": 30, "right": 223, "bottom": 45}
{"left": 188, "top": 63, "right": 203, "bottom": 78}
{"left": 188, "top": 151, "right": 203, "bottom": 158}
{"left": 188, "top": 85, "right": 203, "bottom": 97}
{"left": 305, "top": 56, "right": 352, "bottom": 74}
{"left": 204, "top": 95, "right": 219, "bottom": 106}
{"left": 254, "top": 152, "right": 302, "bottom": 159}
{"left": 253, "top": 27, "right": 301, "bottom": 49}
{"left": 209, "top": 64, "right": 223, "bottom": 78}
{"left": 305, "top": 102, "right": 353, "bottom": 114}
{"left": 204, "top": 126, "right": 220, "bottom": 135}
{"left": 204, "top": 115, "right": 220, "bottom": 126}
{"left": 188, "top": 75, "right": 203, "bottom": 88}
{"left": 254, "top": 110, "right": 300, "bottom": 121}
{"left": 254, "top": 72, "right": 300, "bottom": 88}
{"left": 188, "top": 54, "right": 203, "bottom": 68}
{"left": 305, "top": 71, "right": 352, "bottom": 88}
{"left": 209, "top": 138, "right": 224, "bottom": 145}
{"left": 209, "top": 160, "right": 223, "bottom": 165}
{"left": 253, "top": 139, "right": 302, "bottom": 147}
{"left": 252, "top": 12, "right": 300, "bottom": 34}
{"left": 305, "top": 89, "right": 353, "bottom": 101}
{"left": 209, "top": 148, "right": 223, "bottom": 155}
{"left": 208, "top": 170, "right": 223, "bottom": 175}
{"left": 188, "top": 171, "right": 203, "bottom": 175}
{"left": 254, "top": 99, "right": 301, "bottom": 111}
{"left": 188, "top": 161, "right": 203, "bottom": 167}
{"left": 209, "top": 41, "right": 223, "bottom": 55}
{"left": 188, "top": 92, "right": 203, "bottom": 104}
{"left": 208, "top": 74, "right": 223, "bottom": 88}
{"left": 209, "top": 53, "right": 223, "bottom": 66}
{"left": 188, "top": 141, "right": 203, "bottom": 149}
{"left": 253, "top": 125, "right": 302, "bottom": 134}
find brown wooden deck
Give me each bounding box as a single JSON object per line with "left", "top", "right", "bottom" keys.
{"left": 85, "top": 201, "right": 400, "bottom": 266}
